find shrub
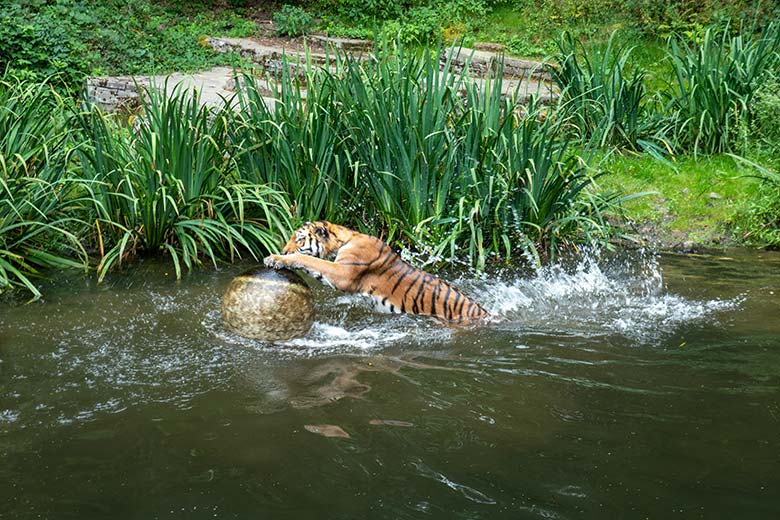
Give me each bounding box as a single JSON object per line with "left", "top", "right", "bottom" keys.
{"left": 739, "top": 178, "right": 780, "bottom": 247}
{"left": 382, "top": 7, "right": 442, "bottom": 45}
{"left": 312, "top": 0, "right": 406, "bottom": 25}
{"left": 731, "top": 158, "right": 780, "bottom": 248}
{"left": 0, "top": 3, "right": 88, "bottom": 86}
{"left": 0, "top": 0, "right": 257, "bottom": 93}
{"left": 273, "top": 5, "right": 314, "bottom": 37}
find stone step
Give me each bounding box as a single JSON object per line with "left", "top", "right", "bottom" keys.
{"left": 441, "top": 47, "right": 552, "bottom": 81}
{"left": 205, "top": 36, "right": 371, "bottom": 68}
{"left": 308, "top": 35, "right": 374, "bottom": 52}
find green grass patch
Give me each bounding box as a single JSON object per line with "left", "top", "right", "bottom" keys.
{"left": 597, "top": 153, "right": 761, "bottom": 245}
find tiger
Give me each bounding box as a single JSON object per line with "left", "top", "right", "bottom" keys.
{"left": 263, "top": 221, "right": 490, "bottom": 325}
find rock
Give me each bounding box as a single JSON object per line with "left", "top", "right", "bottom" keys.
{"left": 673, "top": 241, "right": 703, "bottom": 254}
{"left": 309, "top": 35, "right": 373, "bottom": 52}
{"left": 369, "top": 419, "right": 414, "bottom": 427}
{"left": 474, "top": 42, "right": 506, "bottom": 52}
{"left": 441, "top": 47, "right": 551, "bottom": 81}
{"left": 303, "top": 424, "right": 350, "bottom": 438}
{"left": 221, "top": 266, "right": 314, "bottom": 342}
{"left": 708, "top": 191, "right": 724, "bottom": 200}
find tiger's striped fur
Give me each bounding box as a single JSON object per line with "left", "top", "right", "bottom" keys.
{"left": 263, "top": 221, "right": 490, "bottom": 325}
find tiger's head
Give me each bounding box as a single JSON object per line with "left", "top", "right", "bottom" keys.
{"left": 282, "top": 221, "right": 342, "bottom": 259}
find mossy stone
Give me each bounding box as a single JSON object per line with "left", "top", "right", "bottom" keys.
{"left": 221, "top": 267, "right": 314, "bottom": 342}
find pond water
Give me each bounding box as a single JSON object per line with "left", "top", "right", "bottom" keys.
{"left": 1, "top": 250, "right": 779, "bottom": 519}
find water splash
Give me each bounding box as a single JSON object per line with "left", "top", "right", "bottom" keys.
{"left": 469, "top": 251, "right": 741, "bottom": 342}
{"left": 211, "top": 250, "right": 741, "bottom": 350}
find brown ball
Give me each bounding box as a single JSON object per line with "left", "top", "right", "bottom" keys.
{"left": 221, "top": 267, "right": 314, "bottom": 342}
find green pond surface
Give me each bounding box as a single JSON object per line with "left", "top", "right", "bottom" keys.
{"left": 1, "top": 250, "right": 779, "bottom": 519}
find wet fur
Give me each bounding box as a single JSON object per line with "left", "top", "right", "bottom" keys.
{"left": 264, "top": 221, "right": 489, "bottom": 325}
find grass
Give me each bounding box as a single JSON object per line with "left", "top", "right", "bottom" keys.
{"left": 597, "top": 153, "right": 761, "bottom": 245}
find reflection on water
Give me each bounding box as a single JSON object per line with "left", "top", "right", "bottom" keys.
{"left": 1, "top": 250, "right": 779, "bottom": 519}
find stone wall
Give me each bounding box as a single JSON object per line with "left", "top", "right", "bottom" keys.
{"left": 85, "top": 76, "right": 150, "bottom": 112}
{"left": 85, "top": 67, "right": 241, "bottom": 112}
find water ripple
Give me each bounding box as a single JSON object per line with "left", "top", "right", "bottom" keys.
{"left": 411, "top": 461, "right": 497, "bottom": 505}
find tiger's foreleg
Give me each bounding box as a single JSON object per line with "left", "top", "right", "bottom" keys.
{"left": 264, "top": 253, "right": 361, "bottom": 292}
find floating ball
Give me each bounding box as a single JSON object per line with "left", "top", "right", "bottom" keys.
{"left": 221, "top": 266, "right": 314, "bottom": 342}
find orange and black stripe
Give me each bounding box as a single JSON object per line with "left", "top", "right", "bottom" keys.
{"left": 377, "top": 257, "right": 489, "bottom": 324}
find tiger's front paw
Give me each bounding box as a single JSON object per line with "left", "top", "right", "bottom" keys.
{"left": 263, "top": 254, "right": 287, "bottom": 270}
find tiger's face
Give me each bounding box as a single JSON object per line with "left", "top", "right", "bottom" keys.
{"left": 282, "top": 221, "right": 339, "bottom": 259}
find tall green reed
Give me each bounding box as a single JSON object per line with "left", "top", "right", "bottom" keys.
{"left": 0, "top": 80, "right": 87, "bottom": 299}
{"left": 334, "top": 45, "right": 467, "bottom": 243}
{"left": 233, "top": 43, "right": 616, "bottom": 267}
{"left": 549, "top": 32, "right": 669, "bottom": 156}
{"left": 665, "top": 21, "right": 780, "bottom": 154}
{"left": 454, "top": 79, "right": 608, "bottom": 266}
{"left": 229, "top": 60, "right": 356, "bottom": 225}
{"left": 74, "top": 84, "right": 292, "bottom": 280}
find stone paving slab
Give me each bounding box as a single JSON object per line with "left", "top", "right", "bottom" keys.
{"left": 85, "top": 67, "right": 280, "bottom": 113}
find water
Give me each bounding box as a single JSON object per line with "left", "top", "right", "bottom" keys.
{"left": 1, "top": 250, "right": 779, "bottom": 519}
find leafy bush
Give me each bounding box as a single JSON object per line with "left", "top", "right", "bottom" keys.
{"left": 311, "top": 0, "right": 406, "bottom": 25}
{"left": 273, "top": 5, "right": 314, "bottom": 37}
{"left": 382, "top": 7, "right": 442, "bottom": 45}
{"left": 739, "top": 178, "right": 780, "bottom": 247}
{"left": 731, "top": 158, "right": 780, "bottom": 248}
{"left": 626, "top": 0, "right": 780, "bottom": 36}
{"left": 0, "top": 0, "right": 256, "bottom": 92}
{"left": 0, "top": 3, "right": 89, "bottom": 86}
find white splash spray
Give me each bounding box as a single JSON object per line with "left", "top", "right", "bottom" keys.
{"left": 469, "top": 251, "right": 741, "bottom": 341}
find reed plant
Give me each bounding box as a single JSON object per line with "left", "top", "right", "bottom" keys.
{"left": 454, "top": 82, "right": 609, "bottom": 266}
{"left": 229, "top": 61, "right": 356, "bottom": 224}
{"left": 0, "top": 80, "right": 87, "bottom": 299}
{"left": 1, "top": 39, "right": 649, "bottom": 298}
{"left": 74, "top": 85, "right": 292, "bottom": 280}
{"left": 665, "top": 21, "right": 780, "bottom": 154}
{"left": 334, "top": 45, "right": 467, "bottom": 243}
{"left": 549, "top": 32, "right": 669, "bottom": 156}
{"left": 229, "top": 43, "right": 615, "bottom": 266}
